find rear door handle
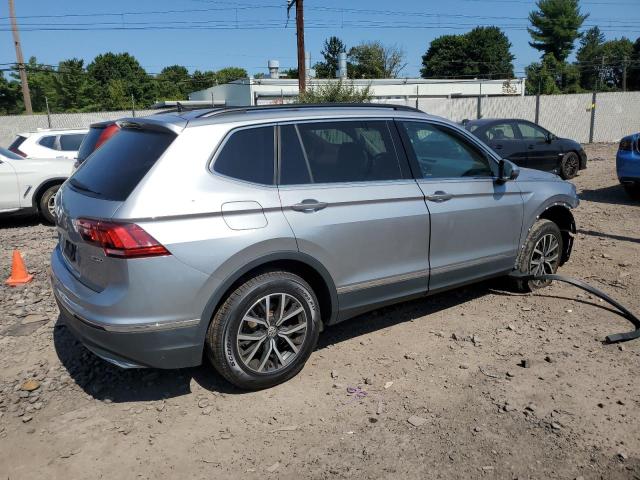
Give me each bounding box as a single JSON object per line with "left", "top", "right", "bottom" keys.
{"left": 291, "top": 199, "right": 328, "bottom": 212}
{"left": 425, "top": 191, "right": 453, "bottom": 202}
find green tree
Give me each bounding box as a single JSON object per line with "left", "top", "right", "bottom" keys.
{"left": 525, "top": 53, "right": 581, "bottom": 94}
{"left": 297, "top": 80, "right": 371, "bottom": 103}
{"left": 53, "top": 58, "right": 91, "bottom": 111}
{"left": 599, "top": 38, "right": 634, "bottom": 90}
{"left": 528, "top": 0, "right": 588, "bottom": 61}
{"left": 0, "top": 72, "right": 20, "bottom": 114}
{"left": 314, "top": 36, "right": 347, "bottom": 79}
{"left": 87, "top": 52, "right": 154, "bottom": 110}
{"left": 421, "top": 27, "right": 514, "bottom": 78}
{"left": 155, "top": 65, "right": 191, "bottom": 100}
{"left": 348, "top": 41, "right": 405, "bottom": 79}
{"left": 215, "top": 67, "right": 247, "bottom": 84}
{"left": 576, "top": 26, "right": 605, "bottom": 90}
{"left": 629, "top": 37, "right": 640, "bottom": 91}
{"left": 11, "top": 57, "right": 57, "bottom": 112}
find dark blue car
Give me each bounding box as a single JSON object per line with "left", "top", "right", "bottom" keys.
{"left": 617, "top": 133, "right": 640, "bottom": 199}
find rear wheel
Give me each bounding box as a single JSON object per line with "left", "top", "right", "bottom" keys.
{"left": 512, "top": 219, "right": 563, "bottom": 292}
{"left": 205, "top": 271, "right": 320, "bottom": 390}
{"left": 38, "top": 184, "right": 60, "bottom": 225}
{"left": 559, "top": 152, "right": 579, "bottom": 180}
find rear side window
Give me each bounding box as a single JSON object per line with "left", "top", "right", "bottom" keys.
{"left": 60, "top": 133, "right": 85, "bottom": 151}
{"left": 485, "top": 123, "right": 518, "bottom": 141}
{"left": 9, "top": 135, "right": 26, "bottom": 150}
{"left": 70, "top": 128, "right": 175, "bottom": 201}
{"left": 213, "top": 126, "right": 275, "bottom": 185}
{"left": 38, "top": 135, "right": 56, "bottom": 149}
{"left": 281, "top": 120, "right": 403, "bottom": 184}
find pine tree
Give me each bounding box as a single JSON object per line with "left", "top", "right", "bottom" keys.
{"left": 528, "top": 0, "right": 588, "bottom": 61}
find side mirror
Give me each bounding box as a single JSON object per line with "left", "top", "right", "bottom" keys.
{"left": 545, "top": 133, "right": 555, "bottom": 143}
{"left": 497, "top": 159, "right": 520, "bottom": 183}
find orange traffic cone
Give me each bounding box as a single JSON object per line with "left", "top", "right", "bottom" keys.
{"left": 5, "top": 250, "right": 33, "bottom": 286}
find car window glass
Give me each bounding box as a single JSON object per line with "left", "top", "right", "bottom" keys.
{"left": 214, "top": 126, "right": 275, "bottom": 185}
{"left": 293, "top": 120, "right": 402, "bottom": 184}
{"left": 485, "top": 123, "right": 517, "bottom": 141}
{"left": 518, "top": 122, "right": 547, "bottom": 140}
{"left": 400, "top": 121, "right": 493, "bottom": 179}
{"left": 280, "top": 125, "right": 312, "bottom": 185}
{"left": 38, "top": 135, "right": 56, "bottom": 149}
{"left": 0, "top": 147, "right": 23, "bottom": 160}
{"left": 59, "top": 133, "right": 86, "bottom": 151}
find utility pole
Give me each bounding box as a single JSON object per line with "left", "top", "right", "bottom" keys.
{"left": 622, "top": 56, "right": 627, "bottom": 92}
{"left": 8, "top": 0, "right": 32, "bottom": 114}
{"left": 293, "top": 0, "right": 306, "bottom": 92}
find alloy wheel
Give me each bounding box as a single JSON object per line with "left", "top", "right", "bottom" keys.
{"left": 529, "top": 233, "right": 560, "bottom": 287}
{"left": 236, "top": 293, "right": 308, "bottom": 374}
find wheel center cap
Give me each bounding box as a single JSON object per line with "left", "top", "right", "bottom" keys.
{"left": 267, "top": 326, "right": 277, "bottom": 338}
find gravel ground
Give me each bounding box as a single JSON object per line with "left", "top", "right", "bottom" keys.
{"left": 0, "top": 143, "right": 638, "bottom": 480}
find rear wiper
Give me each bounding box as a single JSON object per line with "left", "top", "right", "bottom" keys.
{"left": 69, "top": 178, "right": 102, "bottom": 196}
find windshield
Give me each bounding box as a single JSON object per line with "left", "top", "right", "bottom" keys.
{"left": 0, "top": 147, "right": 24, "bottom": 160}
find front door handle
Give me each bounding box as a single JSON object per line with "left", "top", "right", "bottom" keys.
{"left": 494, "top": 144, "right": 503, "bottom": 150}
{"left": 291, "top": 199, "right": 328, "bottom": 212}
{"left": 425, "top": 191, "right": 453, "bottom": 202}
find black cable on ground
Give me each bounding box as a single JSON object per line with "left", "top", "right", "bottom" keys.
{"left": 509, "top": 273, "right": 640, "bottom": 343}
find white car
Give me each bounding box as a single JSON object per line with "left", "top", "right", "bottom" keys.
{"left": 0, "top": 147, "right": 73, "bottom": 224}
{"left": 8, "top": 128, "right": 88, "bottom": 159}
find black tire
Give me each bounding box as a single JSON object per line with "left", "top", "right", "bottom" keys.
{"left": 205, "top": 271, "right": 321, "bottom": 390}
{"left": 559, "top": 152, "right": 579, "bottom": 180}
{"left": 622, "top": 183, "right": 640, "bottom": 200}
{"left": 512, "top": 219, "right": 564, "bottom": 293}
{"left": 38, "top": 184, "right": 60, "bottom": 225}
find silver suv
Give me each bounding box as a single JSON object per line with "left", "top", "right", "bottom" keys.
{"left": 51, "top": 104, "right": 579, "bottom": 390}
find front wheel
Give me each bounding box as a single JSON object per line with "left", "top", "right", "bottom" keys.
{"left": 38, "top": 184, "right": 60, "bottom": 225}
{"left": 205, "top": 271, "right": 320, "bottom": 390}
{"left": 559, "top": 152, "right": 579, "bottom": 180}
{"left": 512, "top": 219, "right": 563, "bottom": 292}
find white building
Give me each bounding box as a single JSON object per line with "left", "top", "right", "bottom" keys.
{"left": 188, "top": 77, "right": 526, "bottom": 108}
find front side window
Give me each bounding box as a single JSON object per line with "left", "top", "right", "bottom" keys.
{"left": 213, "top": 126, "right": 275, "bottom": 185}
{"left": 517, "top": 122, "right": 547, "bottom": 140}
{"left": 485, "top": 123, "right": 518, "bottom": 141}
{"left": 400, "top": 121, "right": 494, "bottom": 179}
{"left": 60, "top": 133, "right": 86, "bottom": 151}
{"left": 280, "top": 120, "right": 403, "bottom": 185}
{"left": 38, "top": 135, "right": 56, "bottom": 149}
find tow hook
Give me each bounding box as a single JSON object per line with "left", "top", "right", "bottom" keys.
{"left": 509, "top": 273, "right": 640, "bottom": 343}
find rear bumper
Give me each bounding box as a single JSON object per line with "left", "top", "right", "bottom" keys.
{"left": 50, "top": 246, "right": 205, "bottom": 369}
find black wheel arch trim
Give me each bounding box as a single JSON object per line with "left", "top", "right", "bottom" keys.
{"left": 199, "top": 251, "right": 339, "bottom": 337}
{"left": 533, "top": 202, "right": 576, "bottom": 265}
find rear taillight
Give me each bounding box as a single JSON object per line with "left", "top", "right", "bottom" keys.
{"left": 95, "top": 124, "right": 120, "bottom": 150}
{"left": 74, "top": 218, "right": 170, "bottom": 259}
{"left": 619, "top": 138, "right": 633, "bottom": 151}
{"left": 9, "top": 147, "right": 26, "bottom": 157}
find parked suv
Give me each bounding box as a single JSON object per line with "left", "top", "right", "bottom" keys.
{"left": 51, "top": 105, "right": 579, "bottom": 390}
{"left": 9, "top": 129, "right": 87, "bottom": 159}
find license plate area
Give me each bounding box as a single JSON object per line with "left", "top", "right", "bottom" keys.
{"left": 63, "top": 237, "right": 77, "bottom": 263}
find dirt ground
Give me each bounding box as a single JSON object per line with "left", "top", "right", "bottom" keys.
{"left": 0, "top": 143, "right": 638, "bottom": 480}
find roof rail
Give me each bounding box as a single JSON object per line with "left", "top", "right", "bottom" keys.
{"left": 197, "top": 103, "right": 422, "bottom": 118}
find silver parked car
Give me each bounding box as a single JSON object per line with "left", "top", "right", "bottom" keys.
{"left": 51, "top": 104, "right": 579, "bottom": 390}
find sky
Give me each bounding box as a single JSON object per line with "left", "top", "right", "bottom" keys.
{"left": 1, "top": 0, "right": 639, "bottom": 80}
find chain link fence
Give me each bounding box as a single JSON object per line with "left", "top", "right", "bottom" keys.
{"left": 1, "top": 92, "right": 638, "bottom": 146}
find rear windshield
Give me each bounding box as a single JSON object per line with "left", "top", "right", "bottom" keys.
{"left": 76, "top": 128, "right": 103, "bottom": 162}
{"left": 70, "top": 128, "right": 175, "bottom": 201}
{"left": 8, "top": 135, "right": 26, "bottom": 150}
